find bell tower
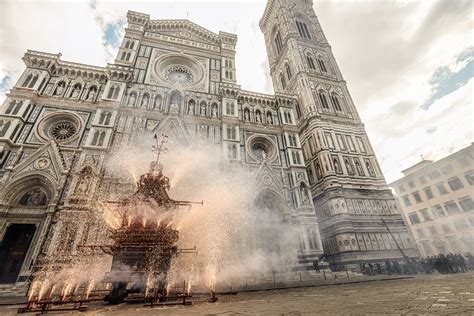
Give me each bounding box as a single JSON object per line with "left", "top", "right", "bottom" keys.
{"left": 260, "top": 0, "right": 419, "bottom": 269}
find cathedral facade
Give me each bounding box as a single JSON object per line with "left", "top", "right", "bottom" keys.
{"left": 0, "top": 0, "right": 417, "bottom": 290}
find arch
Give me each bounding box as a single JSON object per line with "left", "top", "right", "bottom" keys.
{"left": 126, "top": 52, "right": 131, "bottom": 61}
{"left": 306, "top": 54, "right": 316, "bottom": 70}
{"left": 318, "top": 89, "right": 329, "bottom": 109}
{"left": 127, "top": 91, "right": 137, "bottom": 106}
{"left": 121, "top": 51, "right": 127, "bottom": 60}
{"left": 141, "top": 93, "right": 150, "bottom": 107}
{"left": 154, "top": 94, "right": 163, "bottom": 110}
{"left": 1, "top": 174, "right": 56, "bottom": 207}
{"left": 210, "top": 102, "right": 219, "bottom": 118}
{"left": 330, "top": 93, "right": 342, "bottom": 111}
{"left": 253, "top": 189, "right": 285, "bottom": 217}
{"left": 28, "top": 75, "right": 39, "bottom": 89}
{"left": 271, "top": 26, "right": 283, "bottom": 56}
{"left": 187, "top": 99, "right": 196, "bottom": 115}
{"left": 199, "top": 100, "right": 207, "bottom": 116}
{"left": 22, "top": 74, "right": 33, "bottom": 88}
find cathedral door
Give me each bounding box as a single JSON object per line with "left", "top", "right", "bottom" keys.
{"left": 0, "top": 224, "right": 36, "bottom": 284}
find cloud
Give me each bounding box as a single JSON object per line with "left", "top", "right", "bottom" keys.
{"left": 422, "top": 47, "right": 474, "bottom": 109}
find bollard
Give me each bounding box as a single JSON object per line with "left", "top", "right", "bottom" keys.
{"left": 346, "top": 267, "right": 349, "bottom": 278}
{"left": 273, "top": 271, "right": 276, "bottom": 285}
{"left": 323, "top": 270, "right": 326, "bottom": 280}
{"left": 299, "top": 272, "right": 302, "bottom": 282}
{"left": 334, "top": 274, "right": 338, "bottom": 279}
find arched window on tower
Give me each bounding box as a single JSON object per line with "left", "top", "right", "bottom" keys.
{"left": 280, "top": 74, "right": 287, "bottom": 90}
{"left": 296, "top": 21, "right": 312, "bottom": 39}
{"left": 125, "top": 40, "right": 130, "bottom": 49}
{"left": 274, "top": 30, "right": 283, "bottom": 55}
{"left": 285, "top": 63, "right": 292, "bottom": 80}
{"left": 126, "top": 52, "right": 131, "bottom": 61}
{"left": 121, "top": 51, "right": 127, "bottom": 60}
{"left": 318, "top": 90, "right": 329, "bottom": 109}
{"left": 331, "top": 93, "right": 342, "bottom": 111}
{"left": 317, "top": 58, "right": 328, "bottom": 73}
{"left": 0, "top": 120, "right": 11, "bottom": 137}
{"left": 307, "top": 55, "right": 316, "bottom": 70}
{"left": 129, "top": 41, "right": 135, "bottom": 49}
{"left": 28, "top": 75, "right": 39, "bottom": 89}
{"left": 22, "top": 74, "right": 33, "bottom": 87}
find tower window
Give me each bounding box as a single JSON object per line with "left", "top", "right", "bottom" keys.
{"left": 317, "top": 58, "right": 328, "bottom": 73}
{"left": 274, "top": 30, "right": 283, "bottom": 55}
{"left": 307, "top": 55, "right": 316, "bottom": 70}
{"left": 285, "top": 63, "right": 292, "bottom": 80}
{"left": 331, "top": 94, "right": 342, "bottom": 111}
{"left": 296, "top": 21, "right": 311, "bottom": 39}
{"left": 318, "top": 90, "right": 329, "bottom": 109}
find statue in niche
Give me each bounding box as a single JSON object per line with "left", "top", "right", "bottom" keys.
{"left": 169, "top": 92, "right": 181, "bottom": 113}
{"left": 54, "top": 82, "right": 65, "bottom": 96}
{"left": 211, "top": 105, "right": 218, "bottom": 118}
{"left": 141, "top": 95, "right": 149, "bottom": 108}
{"left": 261, "top": 149, "right": 267, "bottom": 160}
{"left": 71, "top": 85, "right": 81, "bottom": 98}
{"left": 128, "top": 93, "right": 137, "bottom": 106}
{"left": 256, "top": 111, "right": 262, "bottom": 123}
{"left": 301, "top": 185, "right": 309, "bottom": 204}
{"left": 333, "top": 158, "right": 341, "bottom": 173}
{"left": 244, "top": 108, "right": 250, "bottom": 121}
{"left": 188, "top": 103, "right": 195, "bottom": 115}
{"left": 200, "top": 103, "right": 206, "bottom": 116}
{"left": 87, "top": 87, "right": 97, "bottom": 101}
{"left": 266, "top": 112, "right": 273, "bottom": 124}
{"left": 315, "top": 162, "right": 322, "bottom": 179}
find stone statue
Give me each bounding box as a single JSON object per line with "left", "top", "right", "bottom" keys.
{"left": 256, "top": 112, "right": 262, "bottom": 123}
{"left": 261, "top": 149, "right": 267, "bottom": 160}
{"left": 129, "top": 93, "right": 136, "bottom": 106}
{"left": 301, "top": 186, "right": 309, "bottom": 204}
{"left": 87, "top": 89, "right": 96, "bottom": 101}
{"left": 54, "top": 82, "right": 65, "bottom": 96}
{"left": 211, "top": 105, "right": 218, "bottom": 117}
{"left": 333, "top": 158, "right": 340, "bottom": 173}
{"left": 200, "top": 103, "right": 206, "bottom": 116}
{"left": 71, "top": 85, "right": 81, "bottom": 98}
{"left": 244, "top": 109, "right": 250, "bottom": 121}
{"left": 345, "top": 159, "right": 353, "bottom": 174}
{"left": 188, "top": 103, "right": 195, "bottom": 115}
{"left": 142, "top": 95, "right": 149, "bottom": 107}
{"left": 266, "top": 112, "right": 273, "bottom": 124}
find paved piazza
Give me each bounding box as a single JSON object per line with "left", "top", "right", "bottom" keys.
{"left": 2, "top": 273, "right": 473, "bottom": 315}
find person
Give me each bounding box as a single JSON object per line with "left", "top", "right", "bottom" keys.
{"left": 313, "top": 259, "right": 320, "bottom": 273}
{"left": 385, "top": 260, "right": 392, "bottom": 275}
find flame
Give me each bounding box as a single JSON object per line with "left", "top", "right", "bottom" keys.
{"left": 62, "top": 284, "right": 72, "bottom": 301}
{"left": 28, "top": 281, "right": 39, "bottom": 301}
{"left": 86, "top": 279, "right": 95, "bottom": 299}
{"left": 187, "top": 280, "right": 192, "bottom": 295}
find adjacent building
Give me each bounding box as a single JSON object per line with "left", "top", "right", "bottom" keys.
{"left": 390, "top": 144, "right": 474, "bottom": 257}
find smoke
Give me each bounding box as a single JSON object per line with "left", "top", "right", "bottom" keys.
{"left": 104, "top": 132, "right": 301, "bottom": 287}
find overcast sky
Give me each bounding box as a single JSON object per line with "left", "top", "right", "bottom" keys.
{"left": 0, "top": 0, "right": 472, "bottom": 182}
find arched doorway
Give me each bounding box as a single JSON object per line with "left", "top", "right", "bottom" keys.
{"left": 0, "top": 183, "right": 52, "bottom": 284}
{"left": 252, "top": 190, "right": 286, "bottom": 258}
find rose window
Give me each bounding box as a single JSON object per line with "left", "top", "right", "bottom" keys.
{"left": 49, "top": 121, "right": 77, "bottom": 141}
{"left": 251, "top": 142, "right": 270, "bottom": 160}
{"left": 164, "top": 66, "right": 194, "bottom": 84}
{"left": 248, "top": 136, "right": 278, "bottom": 162}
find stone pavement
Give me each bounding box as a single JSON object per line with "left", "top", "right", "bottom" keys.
{"left": 1, "top": 273, "right": 473, "bottom": 315}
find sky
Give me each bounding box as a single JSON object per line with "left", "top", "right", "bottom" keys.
{"left": 0, "top": 0, "right": 472, "bottom": 183}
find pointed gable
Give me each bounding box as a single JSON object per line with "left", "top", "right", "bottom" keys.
{"left": 10, "top": 140, "right": 67, "bottom": 184}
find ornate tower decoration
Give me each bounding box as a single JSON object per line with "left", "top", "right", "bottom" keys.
{"left": 260, "top": 0, "right": 418, "bottom": 269}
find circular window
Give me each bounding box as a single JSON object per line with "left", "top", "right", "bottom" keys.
{"left": 248, "top": 136, "right": 277, "bottom": 162}
{"left": 36, "top": 112, "right": 83, "bottom": 144}
{"left": 164, "top": 66, "right": 194, "bottom": 84}
{"left": 49, "top": 121, "right": 77, "bottom": 141}
{"left": 153, "top": 54, "right": 204, "bottom": 87}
